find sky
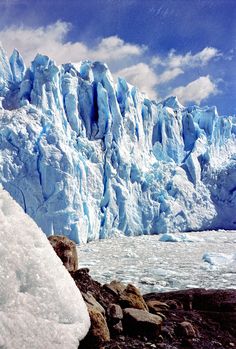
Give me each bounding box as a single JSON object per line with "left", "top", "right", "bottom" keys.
{"left": 0, "top": 0, "right": 235, "bottom": 114}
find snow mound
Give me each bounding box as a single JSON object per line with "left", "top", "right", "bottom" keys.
{"left": 0, "top": 187, "right": 90, "bottom": 349}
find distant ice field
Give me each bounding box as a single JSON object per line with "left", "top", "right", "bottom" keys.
{"left": 78, "top": 230, "right": 236, "bottom": 294}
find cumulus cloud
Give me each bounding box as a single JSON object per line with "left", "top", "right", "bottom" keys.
{"left": 0, "top": 21, "right": 221, "bottom": 102}
{"left": 0, "top": 21, "right": 145, "bottom": 66}
{"left": 152, "top": 47, "right": 220, "bottom": 69}
{"left": 114, "top": 66, "right": 183, "bottom": 98}
{"left": 168, "top": 47, "right": 220, "bottom": 68}
{"left": 0, "top": 21, "right": 157, "bottom": 96}
{"left": 157, "top": 67, "right": 184, "bottom": 84}
{"left": 115, "top": 63, "right": 159, "bottom": 99}
{"left": 172, "top": 75, "right": 218, "bottom": 104}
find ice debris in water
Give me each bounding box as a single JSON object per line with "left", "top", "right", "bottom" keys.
{"left": 202, "top": 252, "right": 236, "bottom": 266}
{"left": 0, "top": 45, "right": 236, "bottom": 243}
{"left": 0, "top": 187, "right": 90, "bottom": 349}
{"left": 159, "top": 233, "right": 188, "bottom": 242}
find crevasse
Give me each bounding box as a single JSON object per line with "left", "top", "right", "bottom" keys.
{"left": 0, "top": 46, "right": 235, "bottom": 243}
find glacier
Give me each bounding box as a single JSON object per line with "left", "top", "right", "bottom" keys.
{"left": 0, "top": 45, "right": 236, "bottom": 243}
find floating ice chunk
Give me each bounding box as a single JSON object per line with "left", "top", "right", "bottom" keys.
{"left": 140, "top": 277, "right": 156, "bottom": 285}
{"left": 202, "top": 252, "right": 236, "bottom": 266}
{"left": 159, "top": 233, "right": 190, "bottom": 242}
{"left": 159, "top": 233, "right": 203, "bottom": 242}
{"left": 159, "top": 233, "right": 182, "bottom": 242}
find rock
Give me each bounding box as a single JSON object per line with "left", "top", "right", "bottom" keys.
{"left": 48, "top": 235, "right": 78, "bottom": 272}
{"left": 71, "top": 268, "right": 116, "bottom": 308}
{"left": 107, "top": 304, "right": 123, "bottom": 321}
{"left": 111, "top": 320, "right": 123, "bottom": 335}
{"left": 119, "top": 284, "right": 148, "bottom": 311}
{"left": 82, "top": 304, "right": 110, "bottom": 347}
{"left": 72, "top": 273, "right": 236, "bottom": 348}
{"left": 107, "top": 304, "right": 123, "bottom": 335}
{"left": 175, "top": 321, "right": 197, "bottom": 338}
{"left": 155, "top": 312, "right": 167, "bottom": 320}
{"left": 123, "top": 308, "right": 163, "bottom": 338}
{"left": 165, "top": 299, "right": 183, "bottom": 309}
{"left": 161, "top": 326, "right": 174, "bottom": 340}
{"left": 146, "top": 300, "right": 169, "bottom": 314}
{"left": 83, "top": 291, "right": 106, "bottom": 316}
{"left": 104, "top": 280, "right": 126, "bottom": 296}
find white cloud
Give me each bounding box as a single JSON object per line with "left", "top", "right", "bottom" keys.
{"left": 93, "top": 36, "right": 146, "bottom": 62}
{"left": 115, "top": 63, "right": 159, "bottom": 99}
{"left": 157, "top": 67, "right": 184, "bottom": 84}
{"left": 115, "top": 66, "right": 184, "bottom": 99}
{"left": 0, "top": 21, "right": 145, "bottom": 66}
{"left": 0, "top": 21, "right": 221, "bottom": 102}
{"left": 172, "top": 75, "right": 218, "bottom": 105}
{"left": 152, "top": 47, "right": 220, "bottom": 69}
{"left": 151, "top": 56, "right": 164, "bottom": 66}
{"left": 0, "top": 21, "right": 157, "bottom": 97}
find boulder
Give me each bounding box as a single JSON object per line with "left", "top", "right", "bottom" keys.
{"left": 81, "top": 304, "right": 110, "bottom": 347}
{"left": 146, "top": 300, "right": 169, "bottom": 314}
{"left": 48, "top": 235, "right": 78, "bottom": 272}
{"left": 123, "top": 308, "right": 163, "bottom": 338}
{"left": 104, "top": 280, "right": 126, "bottom": 296}
{"left": 71, "top": 268, "right": 116, "bottom": 308}
{"left": 83, "top": 291, "right": 105, "bottom": 316}
{"left": 111, "top": 320, "right": 123, "bottom": 335}
{"left": 119, "top": 284, "right": 148, "bottom": 311}
{"left": 175, "top": 321, "right": 197, "bottom": 338}
{"left": 107, "top": 303, "right": 123, "bottom": 321}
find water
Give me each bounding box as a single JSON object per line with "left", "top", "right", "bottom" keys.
{"left": 77, "top": 230, "right": 236, "bottom": 294}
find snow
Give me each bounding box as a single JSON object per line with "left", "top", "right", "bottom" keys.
{"left": 0, "top": 45, "right": 236, "bottom": 243}
{"left": 78, "top": 230, "right": 236, "bottom": 294}
{"left": 0, "top": 187, "right": 90, "bottom": 349}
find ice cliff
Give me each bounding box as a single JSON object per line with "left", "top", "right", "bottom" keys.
{"left": 0, "top": 46, "right": 236, "bottom": 243}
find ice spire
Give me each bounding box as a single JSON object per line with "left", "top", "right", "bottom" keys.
{"left": 0, "top": 43, "right": 12, "bottom": 96}
{"left": 9, "top": 48, "right": 26, "bottom": 83}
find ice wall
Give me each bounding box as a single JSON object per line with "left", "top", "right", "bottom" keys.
{"left": 0, "top": 47, "right": 235, "bottom": 243}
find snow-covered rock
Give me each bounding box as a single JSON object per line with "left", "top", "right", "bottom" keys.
{"left": 0, "top": 187, "right": 90, "bottom": 349}
{"left": 0, "top": 46, "right": 236, "bottom": 243}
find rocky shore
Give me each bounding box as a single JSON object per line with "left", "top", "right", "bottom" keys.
{"left": 49, "top": 236, "right": 236, "bottom": 349}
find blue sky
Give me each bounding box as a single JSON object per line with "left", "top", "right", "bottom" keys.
{"left": 0, "top": 0, "right": 235, "bottom": 114}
